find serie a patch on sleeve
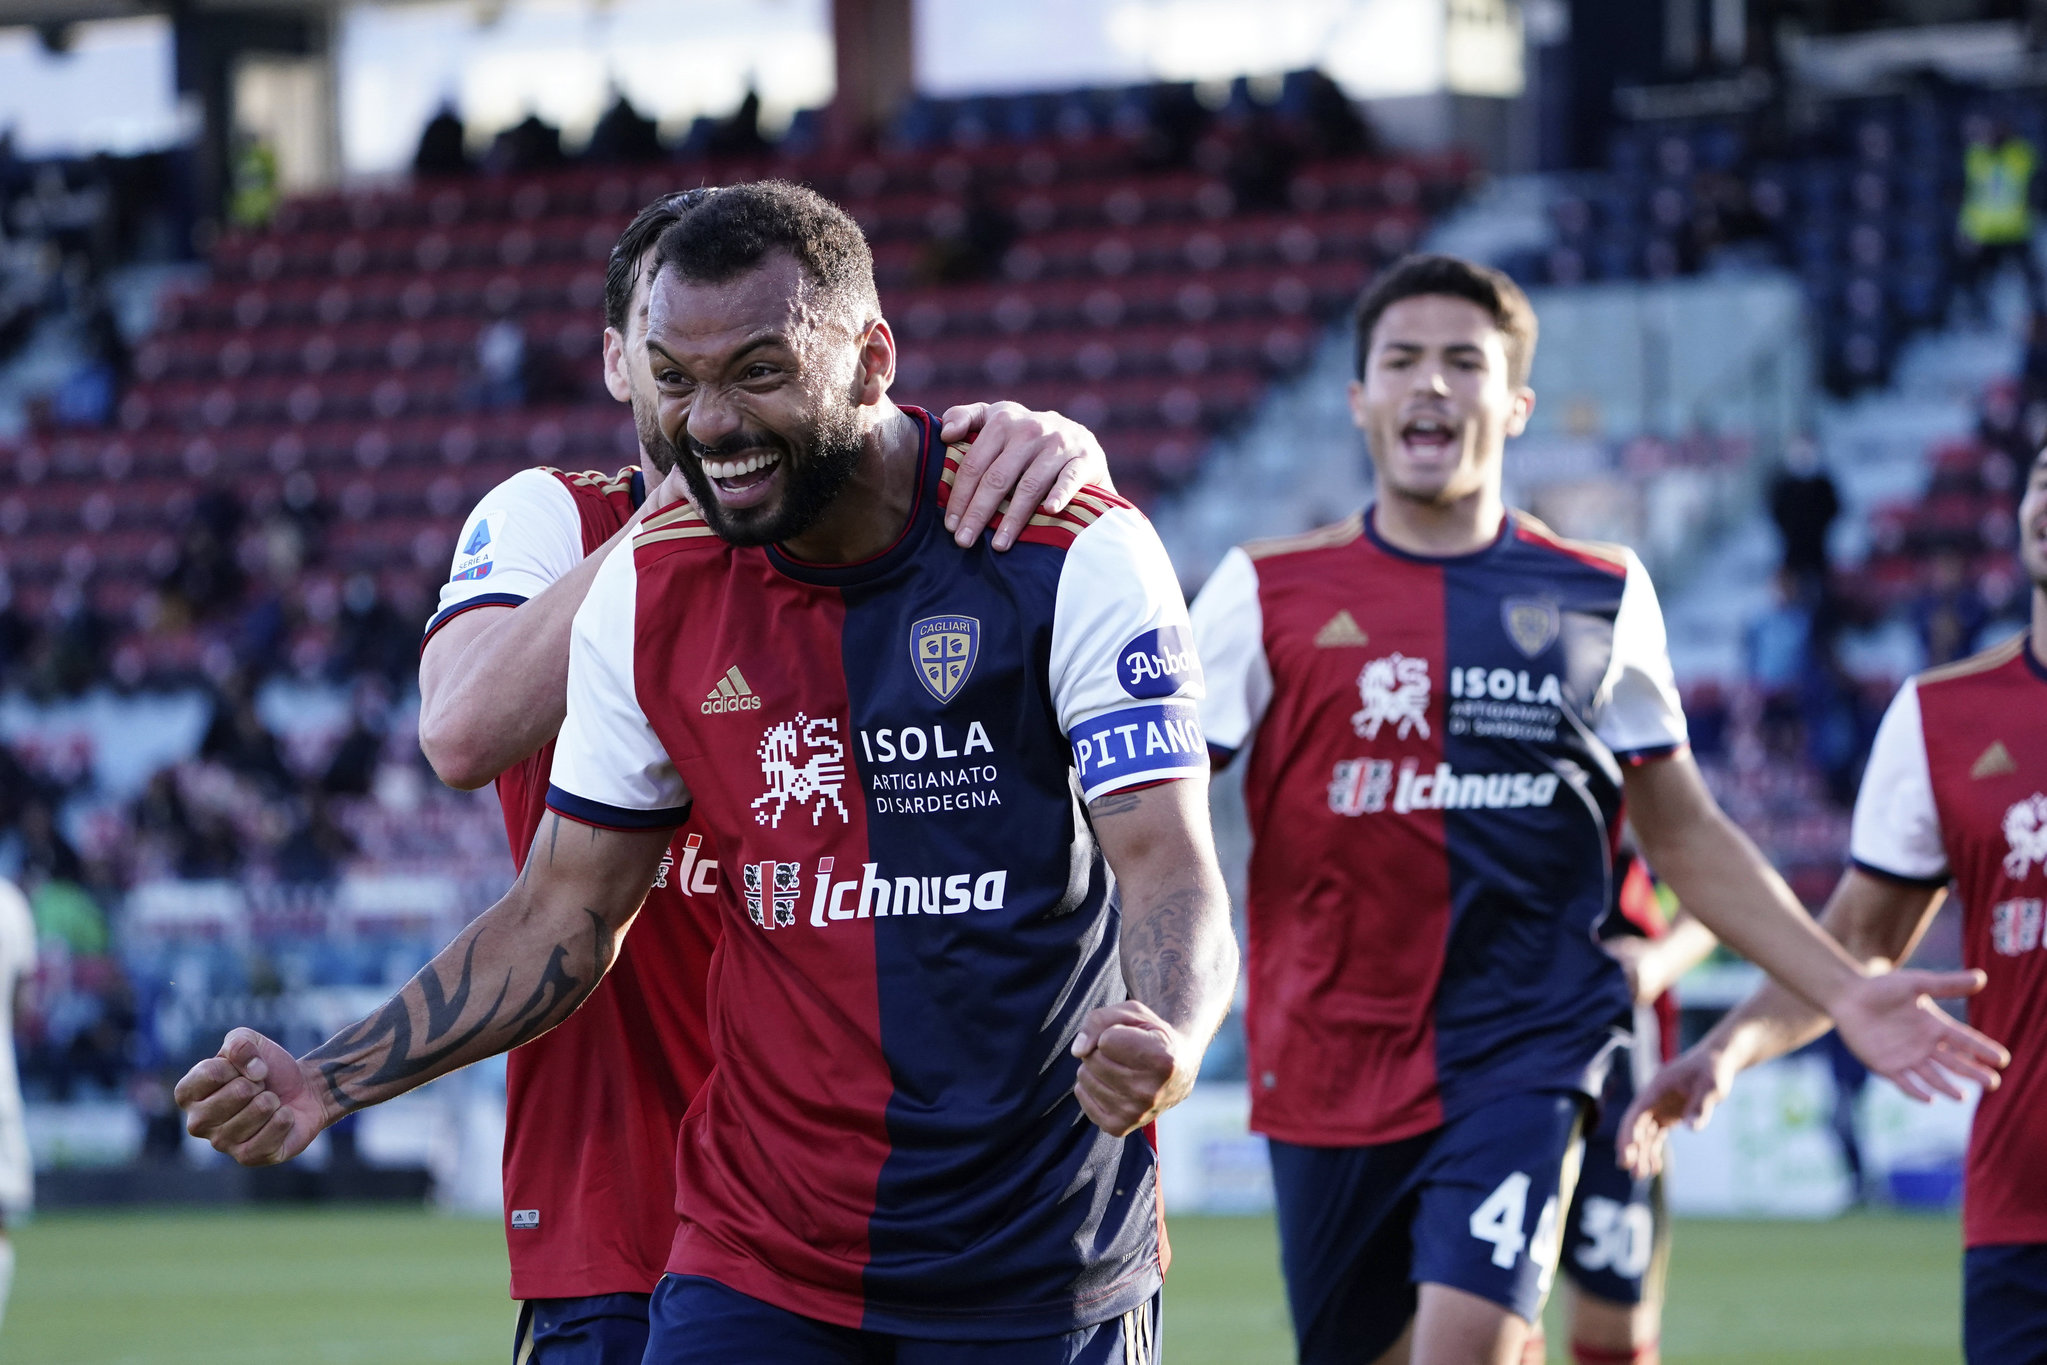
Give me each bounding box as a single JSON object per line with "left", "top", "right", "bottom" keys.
{"left": 450, "top": 510, "right": 505, "bottom": 582}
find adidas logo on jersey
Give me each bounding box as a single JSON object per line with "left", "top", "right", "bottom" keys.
{"left": 702, "top": 665, "right": 763, "bottom": 714}
{"left": 1973, "top": 741, "right": 2018, "bottom": 779}
{"left": 1314, "top": 610, "right": 1370, "bottom": 648}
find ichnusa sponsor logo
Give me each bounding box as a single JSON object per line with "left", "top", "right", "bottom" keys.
{"left": 759, "top": 856, "right": 1011, "bottom": 928}
{"left": 1389, "top": 761, "right": 1560, "bottom": 814}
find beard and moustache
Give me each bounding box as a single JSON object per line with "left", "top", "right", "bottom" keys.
{"left": 635, "top": 383, "right": 866, "bottom": 549}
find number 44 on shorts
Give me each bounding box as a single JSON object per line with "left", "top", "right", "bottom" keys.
{"left": 1468, "top": 1171, "right": 1564, "bottom": 1291}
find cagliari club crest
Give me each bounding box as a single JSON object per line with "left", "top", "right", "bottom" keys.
{"left": 911, "top": 615, "right": 980, "bottom": 704}
{"left": 1502, "top": 596, "right": 1561, "bottom": 659}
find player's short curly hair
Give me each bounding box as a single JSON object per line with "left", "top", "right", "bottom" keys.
{"left": 1352, "top": 254, "right": 1538, "bottom": 388}
{"left": 651, "top": 180, "right": 880, "bottom": 329}
{"left": 602, "top": 187, "right": 718, "bottom": 334}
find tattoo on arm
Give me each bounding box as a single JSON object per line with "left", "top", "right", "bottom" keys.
{"left": 304, "top": 909, "right": 611, "bottom": 1113}
{"left": 1122, "top": 887, "right": 1205, "bottom": 1028}
{"left": 1088, "top": 789, "right": 1145, "bottom": 820}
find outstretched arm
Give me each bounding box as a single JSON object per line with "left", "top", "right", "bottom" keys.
{"left": 175, "top": 815, "right": 672, "bottom": 1165}
{"left": 1070, "top": 777, "right": 1239, "bottom": 1137}
{"left": 1619, "top": 867, "right": 1975, "bottom": 1175}
{"left": 1625, "top": 754, "right": 2003, "bottom": 1099}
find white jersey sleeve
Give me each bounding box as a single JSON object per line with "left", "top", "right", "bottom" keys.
{"left": 1051, "top": 506, "right": 1207, "bottom": 802}
{"left": 0, "top": 880, "right": 32, "bottom": 1002}
{"left": 1590, "top": 550, "right": 1689, "bottom": 760}
{"left": 1189, "top": 546, "right": 1271, "bottom": 760}
{"left": 545, "top": 537, "right": 692, "bottom": 830}
{"left": 1849, "top": 679, "right": 1949, "bottom": 884}
{"left": 425, "top": 469, "right": 584, "bottom": 639}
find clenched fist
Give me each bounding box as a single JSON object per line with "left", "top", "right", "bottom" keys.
{"left": 174, "top": 1027, "right": 333, "bottom": 1166}
{"left": 1070, "top": 1000, "right": 1199, "bottom": 1137}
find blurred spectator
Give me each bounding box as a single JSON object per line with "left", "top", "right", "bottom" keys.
{"left": 228, "top": 135, "right": 280, "bottom": 231}
{"left": 1911, "top": 549, "right": 1990, "bottom": 666}
{"left": 471, "top": 317, "right": 527, "bottom": 408}
{"left": 706, "top": 91, "right": 770, "bottom": 160}
{"left": 1293, "top": 70, "right": 1375, "bottom": 159}
{"left": 1746, "top": 569, "right": 1815, "bottom": 759}
{"left": 1134, "top": 83, "right": 1210, "bottom": 171}
{"left": 918, "top": 187, "right": 1016, "bottom": 285}
{"left": 199, "top": 676, "right": 293, "bottom": 790}
{"left": 1768, "top": 437, "right": 1840, "bottom": 585}
{"left": 485, "top": 114, "right": 566, "bottom": 176}
{"left": 272, "top": 794, "right": 354, "bottom": 888}
{"left": 1956, "top": 115, "right": 2042, "bottom": 322}
{"left": 1222, "top": 110, "right": 1298, "bottom": 214}
{"left": 413, "top": 105, "right": 471, "bottom": 177}
{"left": 586, "top": 91, "right": 663, "bottom": 164}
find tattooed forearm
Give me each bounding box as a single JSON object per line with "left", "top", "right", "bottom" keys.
{"left": 1121, "top": 883, "right": 1237, "bottom": 1041}
{"left": 303, "top": 908, "right": 614, "bottom": 1114}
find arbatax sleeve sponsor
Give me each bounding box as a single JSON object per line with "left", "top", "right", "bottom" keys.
{"left": 1848, "top": 679, "right": 1949, "bottom": 885}
{"left": 1589, "top": 550, "right": 1689, "bottom": 761}
{"left": 1188, "top": 545, "right": 1270, "bottom": 762}
{"left": 545, "top": 541, "right": 692, "bottom": 831}
{"left": 1051, "top": 507, "right": 1208, "bottom": 801}
{"left": 424, "top": 469, "right": 584, "bottom": 640}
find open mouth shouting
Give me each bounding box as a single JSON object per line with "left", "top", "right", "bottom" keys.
{"left": 1398, "top": 412, "right": 1458, "bottom": 459}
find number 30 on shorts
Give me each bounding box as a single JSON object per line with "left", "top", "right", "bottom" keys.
{"left": 1469, "top": 1171, "right": 1563, "bottom": 1288}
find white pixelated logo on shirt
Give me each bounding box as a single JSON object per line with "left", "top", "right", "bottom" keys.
{"left": 2002, "top": 793, "right": 2047, "bottom": 881}
{"left": 751, "top": 713, "right": 851, "bottom": 829}
{"left": 1352, "top": 653, "right": 1432, "bottom": 741}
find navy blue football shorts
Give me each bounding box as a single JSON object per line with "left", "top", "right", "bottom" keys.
{"left": 1560, "top": 1055, "right": 1668, "bottom": 1307}
{"left": 513, "top": 1292, "right": 651, "bottom": 1365}
{"left": 1269, "top": 1088, "right": 1588, "bottom": 1365}
{"left": 1965, "top": 1243, "right": 2047, "bottom": 1364}
{"left": 644, "top": 1274, "right": 1162, "bottom": 1364}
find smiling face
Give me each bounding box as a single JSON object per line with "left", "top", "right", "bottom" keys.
{"left": 643, "top": 249, "right": 889, "bottom": 546}
{"left": 1348, "top": 293, "right": 1533, "bottom": 509}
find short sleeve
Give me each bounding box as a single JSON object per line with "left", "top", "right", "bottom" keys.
{"left": 1849, "top": 680, "right": 1949, "bottom": 885}
{"left": 545, "top": 540, "right": 692, "bottom": 830}
{"left": 1050, "top": 506, "right": 1208, "bottom": 802}
{"left": 1189, "top": 546, "right": 1271, "bottom": 763}
{"left": 423, "top": 469, "right": 584, "bottom": 641}
{"left": 1591, "top": 551, "right": 1689, "bottom": 761}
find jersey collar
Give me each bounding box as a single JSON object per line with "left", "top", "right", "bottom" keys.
{"left": 764, "top": 406, "right": 938, "bottom": 588}
{"left": 1362, "top": 503, "right": 1514, "bottom": 565}
{"left": 2026, "top": 632, "right": 2047, "bottom": 685}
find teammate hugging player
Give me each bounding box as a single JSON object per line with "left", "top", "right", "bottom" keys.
{"left": 1189, "top": 253, "right": 2006, "bottom": 1365}
{"left": 412, "top": 186, "right": 1115, "bottom": 1365}
{"left": 177, "top": 181, "right": 1237, "bottom": 1365}
{"left": 1622, "top": 444, "right": 2045, "bottom": 1365}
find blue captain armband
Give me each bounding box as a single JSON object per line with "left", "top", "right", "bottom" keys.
{"left": 1070, "top": 701, "right": 1207, "bottom": 801}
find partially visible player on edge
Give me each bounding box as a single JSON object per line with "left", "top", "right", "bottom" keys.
{"left": 0, "top": 879, "right": 33, "bottom": 1337}
{"left": 1542, "top": 850, "right": 1715, "bottom": 1365}
{"left": 416, "top": 187, "right": 1123, "bottom": 1365}
{"left": 1621, "top": 445, "right": 2047, "bottom": 1365}
{"left": 1188, "top": 253, "right": 2006, "bottom": 1365}
{"left": 176, "top": 180, "right": 1237, "bottom": 1365}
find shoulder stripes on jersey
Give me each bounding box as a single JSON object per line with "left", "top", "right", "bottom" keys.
{"left": 1918, "top": 632, "right": 2026, "bottom": 687}
{"left": 1509, "top": 510, "right": 1630, "bottom": 575}
{"left": 1243, "top": 511, "right": 1364, "bottom": 561}
{"left": 635, "top": 498, "right": 718, "bottom": 548}
{"left": 545, "top": 466, "right": 639, "bottom": 497}
{"left": 939, "top": 443, "right": 1136, "bottom": 547}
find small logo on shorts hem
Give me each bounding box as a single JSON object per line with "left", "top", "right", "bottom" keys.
{"left": 510, "top": 1209, "right": 540, "bottom": 1229}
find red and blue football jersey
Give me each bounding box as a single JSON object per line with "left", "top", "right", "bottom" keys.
{"left": 428, "top": 465, "right": 720, "bottom": 1301}
{"left": 1850, "top": 634, "right": 2047, "bottom": 1248}
{"left": 545, "top": 409, "right": 1204, "bottom": 1337}
{"left": 1192, "top": 509, "right": 1687, "bottom": 1147}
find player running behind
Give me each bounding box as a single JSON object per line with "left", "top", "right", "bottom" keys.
{"left": 1188, "top": 253, "right": 2005, "bottom": 1365}
{"left": 1620, "top": 444, "right": 2047, "bottom": 1365}
{"left": 1539, "top": 851, "right": 1716, "bottom": 1365}
{"left": 179, "top": 180, "right": 1236, "bottom": 1365}
{"left": 416, "top": 187, "right": 1122, "bottom": 1365}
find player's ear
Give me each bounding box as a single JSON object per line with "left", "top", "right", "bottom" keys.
{"left": 1505, "top": 385, "right": 1535, "bottom": 438}
{"left": 1345, "top": 378, "right": 1369, "bottom": 430}
{"left": 602, "top": 326, "right": 632, "bottom": 403}
{"left": 854, "top": 317, "right": 896, "bottom": 407}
